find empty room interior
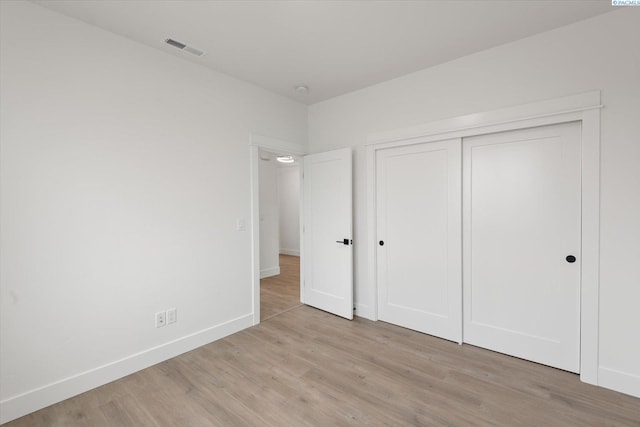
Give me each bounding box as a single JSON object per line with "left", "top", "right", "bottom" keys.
{"left": 1, "top": 1, "right": 639, "bottom": 425}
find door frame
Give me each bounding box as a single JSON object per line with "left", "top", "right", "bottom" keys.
{"left": 249, "top": 133, "right": 307, "bottom": 325}
{"left": 365, "top": 91, "right": 602, "bottom": 385}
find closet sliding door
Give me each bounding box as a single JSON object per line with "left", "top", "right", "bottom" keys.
{"left": 376, "top": 139, "right": 462, "bottom": 343}
{"left": 462, "top": 122, "right": 581, "bottom": 372}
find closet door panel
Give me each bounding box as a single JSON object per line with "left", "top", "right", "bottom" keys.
{"left": 377, "top": 139, "right": 461, "bottom": 343}
{"left": 463, "top": 122, "right": 581, "bottom": 372}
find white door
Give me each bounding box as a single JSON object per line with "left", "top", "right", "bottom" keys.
{"left": 303, "top": 148, "right": 353, "bottom": 319}
{"left": 377, "top": 139, "right": 462, "bottom": 342}
{"left": 463, "top": 122, "right": 581, "bottom": 372}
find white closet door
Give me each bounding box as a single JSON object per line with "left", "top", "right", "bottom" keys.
{"left": 463, "top": 122, "right": 581, "bottom": 372}
{"left": 377, "top": 139, "right": 462, "bottom": 343}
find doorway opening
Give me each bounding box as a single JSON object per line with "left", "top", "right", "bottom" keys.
{"left": 257, "top": 149, "right": 302, "bottom": 321}
{"left": 250, "top": 136, "right": 353, "bottom": 324}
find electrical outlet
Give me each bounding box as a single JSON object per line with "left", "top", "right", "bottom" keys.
{"left": 155, "top": 311, "right": 166, "bottom": 328}
{"left": 167, "top": 308, "right": 177, "bottom": 324}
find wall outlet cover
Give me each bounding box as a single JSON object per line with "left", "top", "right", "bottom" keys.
{"left": 167, "top": 308, "right": 177, "bottom": 324}
{"left": 155, "top": 311, "right": 166, "bottom": 328}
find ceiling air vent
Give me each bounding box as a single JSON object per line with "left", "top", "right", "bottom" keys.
{"left": 164, "top": 38, "right": 204, "bottom": 57}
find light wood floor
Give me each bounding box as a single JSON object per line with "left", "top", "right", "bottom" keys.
{"left": 260, "top": 254, "right": 301, "bottom": 321}
{"left": 6, "top": 302, "right": 640, "bottom": 425}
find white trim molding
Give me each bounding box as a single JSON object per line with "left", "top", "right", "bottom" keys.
{"left": 367, "top": 91, "right": 602, "bottom": 145}
{"left": 0, "top": 314, "right": 253, "bottom": 424}
{"left": 279, "top": 248, "right": 300, "bottom": 256}
{"left": 366, "top": 91, "right": 601, "bottom": 387}
{"left": 250, "top": 133, "right": 308, "bottom": 156}
{"left": 260, "top": 266, "right": 281, "bottom": 279}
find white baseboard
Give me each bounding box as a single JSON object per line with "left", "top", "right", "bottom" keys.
{"left": 354, "top": 302, "right": 375, "bottom": 320}
{"left": 260, "top": 266, "right": 280, "bottom": 278}
{"left": 279, "top": 249, "right": 300, "bottom": 256}
{"left": 0, "top": 313, "right": 254, "bottom": 424}
{"left": 598, "top": 366, "right": 640, "bottom": 398}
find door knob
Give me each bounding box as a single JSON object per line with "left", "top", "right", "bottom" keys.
{"left": 566, "top": 255, "right": 576, "bottom": 263}
{"left": 379, "top": 240, "right": 384, "bottom": 246}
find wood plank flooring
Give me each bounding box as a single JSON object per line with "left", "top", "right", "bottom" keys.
{"left": 260, "top": 254, "right": 301, "bottom": 321}
{"left": 6, "top": 304, "right": 640, "bottom": 425}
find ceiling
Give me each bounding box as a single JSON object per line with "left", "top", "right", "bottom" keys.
{"left": 32, "top": 0, "right": 613, "bottom": 105}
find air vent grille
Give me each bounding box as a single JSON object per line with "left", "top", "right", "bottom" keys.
{"left": 164, "top": 38, "right": 204, "bottom": 57}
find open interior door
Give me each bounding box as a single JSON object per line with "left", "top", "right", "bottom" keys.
{"left": 302, "top": 148, "right": 353, "bottom": 319}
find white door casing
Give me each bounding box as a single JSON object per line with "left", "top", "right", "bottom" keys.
{"left": 376, "top": 139, "right": 462, "bottom": 342}
{"left": 463, "top": 122, "right": 581, "bottom": 372}
{"left": 303, "top": 148, "right": 353, "bottom": 319}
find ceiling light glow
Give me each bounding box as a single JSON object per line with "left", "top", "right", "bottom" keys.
{"left": 277, "top": 155, "right": 295, "bottom": 164}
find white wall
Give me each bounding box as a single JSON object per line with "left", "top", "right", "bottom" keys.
{"left": 0, "top": 1, "right": 306, "bottom": 422}
{"left": 308, "top": 9, "right": 640, "bottom": 397}
{"left": 259, "top": 152, "right": 280, "bottom": 277}
{"left": 1, "top": 2, "right": 638, "bottom": 422}
{"left": 278, "top": 164, "right": 300, "bottom": 256}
